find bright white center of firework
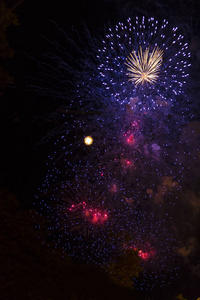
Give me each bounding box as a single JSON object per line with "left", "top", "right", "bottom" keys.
{"left": 84, "top": 136, "right": 93, "bottom": 145}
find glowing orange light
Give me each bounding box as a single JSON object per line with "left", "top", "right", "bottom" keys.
{"left": 84, "top": 136, "right": 93, "bottom": 145}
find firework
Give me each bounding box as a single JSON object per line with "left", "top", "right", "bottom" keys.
{"left": 97, "top": 16, "right": 191, "bottom": 110}
{"left": 125, "top": 46, "right": 164, "bottom": 86}
{"left": 32, "top": 16, "right": 195, "bottom": 294}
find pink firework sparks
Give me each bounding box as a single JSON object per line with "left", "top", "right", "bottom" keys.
{"left": 125, "top": 244, "right": 156, "bottom": 261}
{"left": 126, "top": 134, "right": 135, "bottom": 144}
{"left": 84, "top": 208, "right": 108, "bottom": 225}
{"left": 67, "top": 202, "right": 108, "bottom": 226}
{"left": 67, "top": 201, "right": 87, "bottom": 212}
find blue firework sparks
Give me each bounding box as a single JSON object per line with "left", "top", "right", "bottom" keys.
{"left": 96, "top": 16, "right": 191, "bottom": 110}
{"left": 35, "top": 104, "right": 186, "bottom": 290}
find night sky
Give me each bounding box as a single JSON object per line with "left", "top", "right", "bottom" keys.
{"left": 1, "top": 0, "right": 200, "bottom": 299}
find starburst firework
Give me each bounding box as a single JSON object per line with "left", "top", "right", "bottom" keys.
{"left": 125, "top": 46, "right": 164, "bottom": 86}
{"left": 96, "top": 16, "right": 191, "bottom": 109}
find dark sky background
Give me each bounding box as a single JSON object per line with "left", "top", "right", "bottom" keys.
{"left": 1, "top": 1, "right": 200, "bottom": 299}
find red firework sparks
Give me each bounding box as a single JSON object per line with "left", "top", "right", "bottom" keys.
{"left": 67, "top": 201, "right": 108, "bottom": 226}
